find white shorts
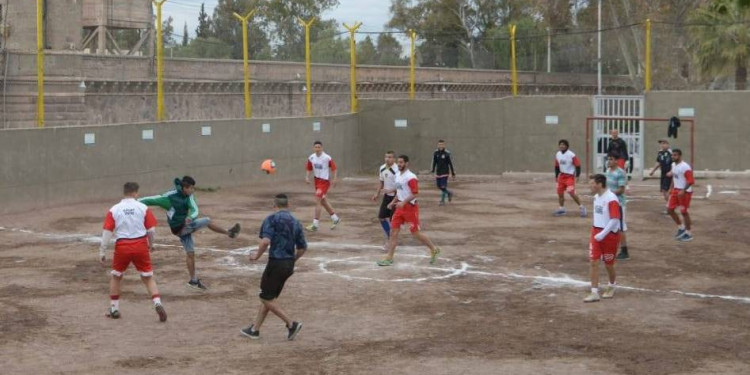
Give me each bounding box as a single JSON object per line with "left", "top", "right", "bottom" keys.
{"left": 619, "top": 205, "right": 628, "bottom": 232}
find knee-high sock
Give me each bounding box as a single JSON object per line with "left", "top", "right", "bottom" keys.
{"left": 380, "top": 220, "right": 390, "bottom": 237}
{"left": 440, "top": 188, "right": 447, "bottom": 202}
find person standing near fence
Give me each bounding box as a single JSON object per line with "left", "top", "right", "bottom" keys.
{"left": 241, "top": 194, "right": 306, "bottom": 341}
{"left": 649, "top": 139, "right": 673, "bottom": 214}
{"left": 431, "top": 140, "right": 456, "bottom": 206}
{"left": 607, "top": 129, "right": 629, "bottom": 170}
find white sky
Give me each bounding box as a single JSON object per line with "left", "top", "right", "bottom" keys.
{"left": 163, "top": 0, "right": 394, "bottom": 39}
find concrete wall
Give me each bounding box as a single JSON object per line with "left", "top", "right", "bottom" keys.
{"left": 358, "top": 97, "right": 592, "bottom": 175}
{"left": 645, "top": 91, "right": 750, "bottom": 171}
{"left": 0, "top": 114, "right": 360, "bottom": 214}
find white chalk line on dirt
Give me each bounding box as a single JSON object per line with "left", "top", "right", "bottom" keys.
{"left": 3, "top": 227, "right": 750, "bottom": 304}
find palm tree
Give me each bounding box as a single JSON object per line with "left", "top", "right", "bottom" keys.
{"left": 689, "top": 0, "right": 750, "bottom": 90}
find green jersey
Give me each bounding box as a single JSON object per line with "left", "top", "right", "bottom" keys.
{"left": 139, "top": 178, "right": 199, "bottom": 231}
{"left": 605, "top": 167, "right": 627, "bottom": 206}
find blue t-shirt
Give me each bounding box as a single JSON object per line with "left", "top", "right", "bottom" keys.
{"left": 606, "top": 167, "right": 627, "bottom": 206}
{"left": 259, "top": 210, "right": 307, "bottom": 260}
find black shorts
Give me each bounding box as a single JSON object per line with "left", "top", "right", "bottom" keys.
{"left": 379, "top": 194, "right": 396, "bottom": 219}
{"left": 259, "top": 259, "right": 295, "bottom": 300}
{"left": 660, "top": 175, "right": 672, "bottom": 192}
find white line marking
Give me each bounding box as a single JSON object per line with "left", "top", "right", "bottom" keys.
{"left": 719, "top": 191, "right": 739, "bottom": 195}
{"left": 5, "top": 227, "right": 750, "bottom": 304}
{"left": 706, "top": 184, "right": 713, "bottom": 198}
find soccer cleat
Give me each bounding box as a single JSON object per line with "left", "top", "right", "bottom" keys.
{"left": 305, "top": 224, "right": 319, "bottom": 232}
{"left": 674, "top": 228, "right": 686, "bottom": 239}
{"left": 553, "top": 208, "right": 567, "bottom": 217}
{"left": 106, "top": 307, "right": 121, "bottom": 319}
{"left": 678, "top": 233, "right": 693, "bottom": 242}
{"left": 448, "top": 191, "right": 453, "bottom": 202}
{"left": 430, "top": 247, "right": 441, "bottom": 265}
{"left": 377, "top": 259, "right": 394, "bottom": 266}
{"left": 227, "top": 223, "right": 241, "bottom": 238}
{"left": 330, "top": 218, "right": 341, "bottom": 230}
{"left": 579, "top": 206, "right": 587, "bottom": 217}
{"left": 287, "top": 321, "right": 303, "bottom": 341}
{"left": 602, "top": 286, "right": 616, "bottom": 299}
{"left": 616, "top": 251, "right": 630, "bottom": 260}
{"left": 240, "top": 325, "right": 260, "bottom": 340}
{"left": 439, "top": 201, "right": 445, "bottom": 206}
{"left": 155, "top": 303, "right": 167, "bottom": 322}
{"left": 583, "top": 292, "right": 600, "bottom": 303}
{"left": 187, "top": 278, "right": 208, "bottom": 290}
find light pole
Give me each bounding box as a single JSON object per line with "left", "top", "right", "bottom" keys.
{"left": 233, "top": 10, "right": 256, "bottom": 119}
{"left": 597, "top": 0, "right": 602, "bottom": 95}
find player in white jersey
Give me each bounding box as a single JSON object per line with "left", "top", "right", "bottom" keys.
{"left": 666, "top": 149, "right": 695, "bottom": 242}
{"left": 584, "top": 174, "right": 622, "bottom": 303}
{"left": 99, "top": 182, "right": 166, "bottom": 322}
{"left": 554, "top": 140, "right": 586, "bottom": 217}
{"left": 377, "top": 155, "right": 441, "bottom": 266}
{"left": 305, "top": 141, "right": 341, "bottom": 231}
{"left": 372, "top": 151, "right": 398, "bottom": 250}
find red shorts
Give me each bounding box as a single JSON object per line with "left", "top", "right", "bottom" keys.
{"left": 589, "top": 228, "right": 620, "bottom": 265}
{"left": 391, "top": 203, "right": 421, "bottom": 233}
{"left": 668, "top": 190, "right": 692, "bottom": 213}
{"left": 556, "top": 174, "right": 576, "bottom": 195}
{"left": 111, "top": 238, "right": 153, "bottom": 277}
{"left": 616, "top": 158, "right": 626, "bottom": 169}
{"left": 314, "top": 178, "right": 330, "bottom": 199}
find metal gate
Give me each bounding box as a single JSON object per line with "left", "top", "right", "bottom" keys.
{"left": 592, "top": 96, "right": 645, "bottom": 177}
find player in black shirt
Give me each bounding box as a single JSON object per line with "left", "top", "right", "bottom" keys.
{"left": 649, "top": 139, "right": 673, "bottom": 213}
{"left": 606, "top": 129, "right": 629, "bottom": 170}
{"left": 431, "top": 140, "right": 456, "bottom": 205}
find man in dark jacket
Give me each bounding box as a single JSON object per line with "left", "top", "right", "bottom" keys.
{"left": 431, "top": 140, "right": 456, "bottom": 206}
{"left": 606, "top": 129, "right": 629, "bottom": 170}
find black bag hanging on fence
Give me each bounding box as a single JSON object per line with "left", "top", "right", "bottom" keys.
{"left": 668, "top": 116, "right": 681, "bottom": 139}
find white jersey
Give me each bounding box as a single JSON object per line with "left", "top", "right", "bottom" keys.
{"left": 379, "top": 163, "right": 398, "bottom": 196}
{"left": 671, "top": 161, "right": 694, "bottom": 192}
{"left": 103, "top": 198, "right": 157, "bottom": 240}
{"left": 555, "top": 150, "right": 580, "bottom": 176}
{"left": 307, "top": 152, "right": 337, "bottom": 181}
{"left": 395, "top": 169, "right": 419, "bottom": 205}
{"left": 592, "top": 190, "right": 621, "bottom": 230}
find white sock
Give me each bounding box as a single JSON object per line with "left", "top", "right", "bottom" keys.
{"left": 313, "top": 219, "right": 320, "bottom": 226}
{"left": 152, "top": 297, "right": 162, "bottom": 306}
{"left": 608, "top": 282, "right": 616, "bottom": 288}
{"left": 331, "top": 214, "right": 339, "bottom": 222}
{"left": 110, "top": 300, "right": 119, "bottom": 310}
{"left": 591, "top": 287, "right": 599, "bottom": 295}
{"left": 678, "top": 225, "right": 685, "bottom": 230}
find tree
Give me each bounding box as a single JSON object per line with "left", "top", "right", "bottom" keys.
{"left": 689, "top": 0, "right": 750, "bottom": 89}
{"left": 175, "top": 37, "right": 233, "bottom": 59}
{"left": 196, "top": 3, "right": 213, "bottom": 38}
{"left": 261, "top": 0, "right": 340, "bottom": 61}
{"left": 211, "top": 0, "right": 271, "bottom": 60}
{"left": 357, "top": 36, "right": 378, "bottom": 65}
{"left": 182, "top": 22, "right": 189, "bottom": 47}
{"left": 162, "top": 16, "right": 176, "bottom": 47}
{"left": 376, "top": 33, "right": 407, "bottom": 65}
{"left": 310, "top": 20, "right": 349, "bottom": 64}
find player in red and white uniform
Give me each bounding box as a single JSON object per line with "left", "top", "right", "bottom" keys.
{"left": 666, "top": 149, "right": 695, "bottom": 242}
{"left": 99, "top": 182, "right": 166, "bottom": 322}
{"left": 377, "top": 154, "right": 441, "bottom": 266}
{"left": 305, "top": 141, "right": 341, "bottom": 231}
{"left": 554, "top": 140, "right": 586, "bottom": 217}
{"left": 584, "top": 174, "right": 622, "bottom": 303}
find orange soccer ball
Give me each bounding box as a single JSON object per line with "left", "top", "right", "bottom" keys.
{"left": 261, "top": 159, "right": 277, "bottom": 174}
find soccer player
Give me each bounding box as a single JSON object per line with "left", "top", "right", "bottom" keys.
{"left": 99, "top": 182, "right": 166, "bottom": 322}
{"left": 305, "top": 141, "right": 341, "bottom": 231}
{"left": 241, "top": 194, "right": 306, "bottom": 341}
{"left": 606, "top": 154, "right": 629, "bottom": 260}
{"left": 431, "top": 140, "right": 456, "bottom": 206}
{"left": 372, "top": 151, "right": 398, "bottom": 249}
{"left": 554, "top": 140, "right": 586, "bottom": 217}
{"left": 607, "top": 129, "right": 629, "bottom": 170}
{"left": 377, "top": 155, "right": 441, "bottom": 266}
{"left": 140, "top": 176, "right": 241, "bottom": 290}
{"left": 584, "top": 174, "right": 622, "bottom": 303}
{"left": 649, "top": 139, "right": 673, "bottom": 213}
{"left": 666, "top": 149, "right": 695, "bottom": 242}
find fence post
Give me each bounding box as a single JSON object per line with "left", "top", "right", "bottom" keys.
{"left": 510, "top": 24, "right": 518, "bottom": 96}
{"left": 645, "top": 19, "right": 652, "bottom": 92}
{"left": 154, "top": 0, "right": 167, "bottom": 121}
{"left": 409, "top": 30, "right": 416, "bottom": 100}
{"left": 234, "top": 10, "right": 256, "bottom": 119}
{"left": 36, "top": 0, "right": 45, "bottom": 127}
{"left": 343, "top": 22, "right": 362, "bottom": 113}
{"left": 297, "top": 17, "right": 315, "bottom": 116}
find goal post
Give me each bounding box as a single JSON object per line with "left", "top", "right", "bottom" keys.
{"left": 585, "top": 116, "right": 695, "bottom": 178}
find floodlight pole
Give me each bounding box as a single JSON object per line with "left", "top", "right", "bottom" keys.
{"left": 298, "top": 17, "right": 315, "bottom": 116}
{"left": 597, "top": 0, "right": 602, "bottom": 95}
{"left": 234, "top": 10, "right": 257, "bottom": 119}
{"left": 343, "top": 22, "right": 362, "bottom": 113}
{"left": 154, "top": 0, "right": 167, "bottom": 121}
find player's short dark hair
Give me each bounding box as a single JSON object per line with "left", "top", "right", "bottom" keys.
{"left": 274, "top": 193, "right": 289, "bottom": 208}
{"left": 181, "top": 176, "right": 196, "bottom": 187}
{"left": 438, "top": 139, "right": 445, "bottom": 143}
{"left": 607, "top": 152, "right": 618, "bottom": 159}
{"left": 123, "top": 182, "right": 139, "bottom": 195}
{"left": 313, "top": 141, "right": 323, "bottom": 146}
{"left": 558, "top": 139, "right": 569, "bottom": 147}
{"left": 398, "top": 154, "right": 410, "bottom": 163}
{"left": 672, "top": 148, "right": 682, "bottom": 156}
{"left": 591, "top": 174, "right": 607, "bottom": 187}
{"left": 385, "top": 150, "right": 395, "bottom": 155}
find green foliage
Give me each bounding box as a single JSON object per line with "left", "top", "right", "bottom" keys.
{"left": 174, "top": 37, "right": 233, "bottom": 59}
{"left": 196, "top": 3, "right": 213, "bottom": 38}
{"left": 311, "top": 21, "right": 349, "bottom": 64}
{"left": 211, "top": 0, "right": 271, "bottom": 60}
{"left": 376, "top": 34, "right": 407, "bottom": 65}
{"left": 357, "top": 36, "right": 378, "bottom": 64}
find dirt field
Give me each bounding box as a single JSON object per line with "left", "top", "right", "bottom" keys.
{"left": 2, "top": 174, "right": 750, "bottom": 375}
